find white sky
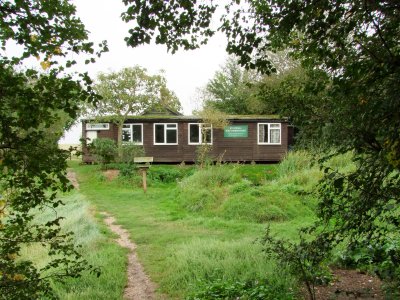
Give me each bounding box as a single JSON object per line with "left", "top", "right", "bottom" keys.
{"left": 60, "top": 0, "right": 228, "bottom": 144}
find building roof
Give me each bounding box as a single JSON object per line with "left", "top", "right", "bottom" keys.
{"left": 83, "top": 114, "right": 288, "bottom": 122}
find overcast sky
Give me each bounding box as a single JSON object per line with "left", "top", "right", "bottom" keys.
{"left": 60, "top": 0, "right": 228, "bottom": 144}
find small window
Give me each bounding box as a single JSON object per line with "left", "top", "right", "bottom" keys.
{"left": 188, "top": 123, "right": 212, "bottom": 145}
{"left": 258, "top": 123, "right": 281, "bottom": 145}
{"left": 122, "top": 124, "right": 143, "bottom": 144}
{"left": 154, "top": 123, "right": 178, "bottom": 145}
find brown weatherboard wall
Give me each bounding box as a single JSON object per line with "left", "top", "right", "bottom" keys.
{"left": 82, "top": 119, "right": 289, "bottom": 163}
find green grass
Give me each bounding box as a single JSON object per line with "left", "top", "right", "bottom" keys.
{"left": 21, "top": 191, "right": 127, "bottom": 300}
{"left": 68, "top": 159, "right": 321, "bottom": 299}
{"left": 22, "top": 151, "right": 355, "bottom": 299}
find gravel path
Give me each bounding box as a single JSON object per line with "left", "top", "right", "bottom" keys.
{"left": 66, "top": 171, "right": 156, "bottom": 299}
{"left": 101, "top": 212, "right": 156, "bottom": 300}
{"left": 66, "top": 169, "right": 80, "bottom": 190}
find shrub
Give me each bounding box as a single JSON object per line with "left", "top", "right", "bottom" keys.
{"left": 148, "top": 167, "right": 187, "bottom": 183}
{"left": 150, "top": 166, "right": 193, "bottom": 183}
{"left": 119, "top": 143, "right": 145, "bottom": 164}
{"left": 118, "top": 164, "right": 138, "bottom": 178}
{"left": 335, "top": 237, "right": 400, "bottom": 294}
{"left": 187, "top": 278, "right": 296, "bottom": 300}
{"left": 91, "top": 138, "right": 117, "bottom": 166}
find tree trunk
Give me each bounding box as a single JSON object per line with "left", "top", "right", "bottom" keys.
{"left": 117, "top": 121, "right": 123, "bottom": 159}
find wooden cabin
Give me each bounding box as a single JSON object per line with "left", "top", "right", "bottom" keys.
{"left": 82, "top": 113, "right": 293, "bottom": 163}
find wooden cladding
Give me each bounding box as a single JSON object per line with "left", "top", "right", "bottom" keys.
{"left": 82, "top": 119, "right": 290, "bottom": 163}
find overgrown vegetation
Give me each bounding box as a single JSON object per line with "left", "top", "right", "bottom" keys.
{"left": 59, "top": 152, "right": 347, "bottom": 298}
{"left": 19, "top": 151, "right": 398, "bottom": 298}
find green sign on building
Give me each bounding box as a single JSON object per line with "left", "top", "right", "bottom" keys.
{"left": 224, "top": 125, "right": 248, "bottom": 138}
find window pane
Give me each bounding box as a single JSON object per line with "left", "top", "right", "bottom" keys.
{"left": 190, "top": 124, "right": 199, "bottom": 143}
{"left": 132, "top": 125, "right": 142, "bottom": 143}
{"left": 166, "top": 124, "right": 176, "bottom": 128}
{"left": 259, "top": 124, "right": 268, "bottom": 143}
{"left": 122, "top": 127, "right": 131, "bottom": 142}
{"left": 270, "top": 128, "right": 280, "bottom": 143}
{"left": 270, "top": 124, "right": 280, "bottom": 128}
{"left": 155, "top": 125, "right": 164, "bottom": 143}
{"left": 166, "top": 129, "right": 177, "bottom": 143}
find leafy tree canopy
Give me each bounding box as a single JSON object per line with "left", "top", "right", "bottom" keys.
{"left": 1, "top": 1, "right": 106, "bottom": 298}
{"left": 121, "top": 0, "right": 400, "bottom": 290}
{"left": 84, "top": 66, "right": 181, "bottom": 148}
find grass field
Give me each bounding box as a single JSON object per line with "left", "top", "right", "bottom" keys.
{"left": 22, "top": 190, "right": 127, "bottom": 299}
{"left": 61, "top": 151, "right": 327, "bottom": 299}
{"left": 25, "top": 151, "right": 351, "bottom": 299}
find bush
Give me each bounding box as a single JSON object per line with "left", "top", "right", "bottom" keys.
{"left": 118, "top": 164, "right": 138, "bottom": 178}
{"left": 187, "top": 278, "right": 296, "bottom": 300}
{"left": 148, "top": 167, "right": 189, "bottom": 184}
{"left": 335, "top": 237, "right": 400, "bottom": 293}
{"left": 119, "top": 143, "right": 145, "bottom": 164}
{"left": 91, "top": 138, "right": 117, "bottom": 166}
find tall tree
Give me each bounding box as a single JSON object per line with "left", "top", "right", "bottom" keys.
{"left": 121, "top": 0, "right": 400, "bottom": 287}
{"left": 203, "top": 53, "right": 301, "bottom": 115}
{"left": 86, "top": 66, "right": 181, "bottom": 150}
{"left": 0, "top": 1, "right": 105, "bottom": 298}
{"left": 203, "top": 57, "right": 262, "bottom": 114}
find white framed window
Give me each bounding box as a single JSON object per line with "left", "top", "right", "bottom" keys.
{"left": 122, "top": 124, "right": 143, "bottom": 145}
{"left": 86, "top": 123, "right": 109, "bottom": 130}
{"left": 154, "top": 123, "right": 178, "bottom": 145}
{"left": 188, "top": 123, "right": 212, "bottom": 145}
{"left": 258, "top": 123, "right": 281, "bottom": 145}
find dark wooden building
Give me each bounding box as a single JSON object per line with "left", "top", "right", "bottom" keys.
{"left": 82, "top": 114, "right": 293, "bottom": 163}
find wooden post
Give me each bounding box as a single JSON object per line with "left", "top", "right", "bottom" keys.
{"left": 141, "top": 167, "right": 147, "bottom": 193}
{"left": 134, "top": 157, "right": 153, "bottom": 193}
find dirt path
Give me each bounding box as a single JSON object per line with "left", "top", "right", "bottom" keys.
{"left": 66, "top": 169, "right": 80, "bottom": 190}
{"left": 101, "top": 212, "right": 157, "bottom": 300}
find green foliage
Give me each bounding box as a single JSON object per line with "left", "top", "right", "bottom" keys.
{"left": 73, "top": 162, "right": 304, "bottom": 298}
{"left": 20, "top": 191, "right": 126, "bottom": 299}
{"left": 118, "top": 163, "right": 138, "bottom": 178}
{"left": 85, "top": 66, "right": 181, "bottom": 149}
{"left": 261, "top": 227, "right": 333, "bottom": 300}
{"left": 334, "top": 237, "right": 400, "bottom": 295}
{"left": 177, "top": 162, "right": 317, "bottom": 223}
{"left": 187, "top": 277, "right": 296, "bottom": 300}
{"left": 91, "top": 138, "right": 118, "bottom": 166}
{"left": 202, "top": 57, "right": 262, "bottom": 114}
{"left": 162, "top": 237, "right": 297, "bottom": 298}
{"left": 119, "top": 142, "right": 145, "bottom": 164}
{"left": 0, "top": 0, "right": 106, "bottom": 297}
{"left": 122, "top": 3, "right": 400, "bottom": 290}
{"left": 148, "top": 166, "right": 193, "bottom": 184}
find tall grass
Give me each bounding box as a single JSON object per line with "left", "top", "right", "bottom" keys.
{"left": 162, "top": 238, "right": 297, "bottom": 297}
{"left": 56, "top": 150, "right": 355, "bottom": 299}
{"left": 20, "top": 191, "right": 127, "bottom": 300}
